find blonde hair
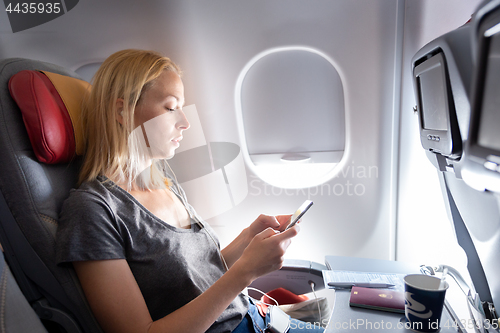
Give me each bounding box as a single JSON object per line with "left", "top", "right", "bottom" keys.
{"left": 79, "top": 49, "right": 182, "bottom": 190}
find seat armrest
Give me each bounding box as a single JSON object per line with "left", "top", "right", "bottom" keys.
{"left": 248, "top": 259, "right": 326, "bottom": 299}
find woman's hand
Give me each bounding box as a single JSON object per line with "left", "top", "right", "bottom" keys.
{"left": 230, "top": 225, "right": 299, "bottom": 283}
{"left": 221, "top": 214, "right": 293, "bottom": 269}
{"left": 247, "top": 214, "right": 293, "bottom": 236}
{"left": 222, "top": 214, "right": 292, "bottom": 267}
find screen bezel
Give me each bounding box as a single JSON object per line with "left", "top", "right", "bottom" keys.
{"left": 468, "top": 9, "right": 500, "bottom": 164}
{"left": 413, "top": 51, "right": 459, "bottom": 158}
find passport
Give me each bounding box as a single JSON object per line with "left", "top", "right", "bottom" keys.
{"left": 349, "top": 286, "right": 405, "bottom": 313}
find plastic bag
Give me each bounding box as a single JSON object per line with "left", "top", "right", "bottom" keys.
{"left": 258, "top": 288, "right": 332, "bottom": 328}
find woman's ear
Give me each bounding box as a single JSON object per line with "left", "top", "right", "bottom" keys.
{"left": 116, "top": 98, "right": 125, "bottom": 125}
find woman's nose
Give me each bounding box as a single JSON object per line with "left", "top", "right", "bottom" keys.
{"left": 177, "top": 109, "right": 190, "bottom": 130}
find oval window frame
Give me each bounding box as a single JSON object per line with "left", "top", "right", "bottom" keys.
{"left": 234, "top": 46, "right": 348, "bottom": 189}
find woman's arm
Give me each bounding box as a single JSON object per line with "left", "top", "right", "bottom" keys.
{"left": 74, "top": 226, "right": 298, "bottom": 333}
{"left": 221, "top": 214, "right": 292, "bottom": 268}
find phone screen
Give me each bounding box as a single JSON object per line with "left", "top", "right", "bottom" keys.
{"left": 284, "top": 200, "right": 313, "bottom": 231}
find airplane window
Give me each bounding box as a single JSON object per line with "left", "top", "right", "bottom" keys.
{"left": 235, "top": 46, "right": 345, "bottom": 189}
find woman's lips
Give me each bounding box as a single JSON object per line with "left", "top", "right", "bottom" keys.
{"left": 171, "top": 136, "right": 183, "bottom": 146}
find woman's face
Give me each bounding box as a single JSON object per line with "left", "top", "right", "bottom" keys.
{"left": 133, "top": 70, "right": 190, "bottom": 160}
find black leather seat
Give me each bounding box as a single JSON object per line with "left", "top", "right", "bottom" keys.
{"left": 0, "top": 58, "right": 102, "bottom": 333}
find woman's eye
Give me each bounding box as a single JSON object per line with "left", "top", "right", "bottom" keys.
{"left": 166, "top": 107, "right": 176, "bottom": 112}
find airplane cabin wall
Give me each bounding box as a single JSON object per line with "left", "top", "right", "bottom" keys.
{"left": 0, "top": 0, "right": 484, "bottom": 267}
{"left": 181, "top": 0, "right": 404, "bottom": 264}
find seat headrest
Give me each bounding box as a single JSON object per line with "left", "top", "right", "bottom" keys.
{"left": 8, "top": 70, "right": 90, "bottom": 164}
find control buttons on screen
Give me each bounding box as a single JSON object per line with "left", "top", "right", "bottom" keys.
{"left": 427, "top": 135, "right": 441, "bottom": 141}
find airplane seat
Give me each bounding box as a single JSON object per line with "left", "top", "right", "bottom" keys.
{"left": 411, "top": 0, "right": 500, "bottom": 324}
{"left": 460, "top": 0, "right": 500, "bottom": 322}
{"left": 0, "top": 58, "right": 102, "bottom": 332}
{"left": 463, "top": 0, "right": 500, "bottom": 193}
{"left": 0, "top": 248, "right": 48, "bottom": 332}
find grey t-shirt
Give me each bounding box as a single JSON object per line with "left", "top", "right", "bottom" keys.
{"left": 56, "top": 176, "right": 248, "bottom": 333}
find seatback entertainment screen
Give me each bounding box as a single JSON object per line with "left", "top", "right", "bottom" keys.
{"left": 464, "top": 8, "right": 500, "bottom": 194}
{"left": 413, "top": 51, "right": 460, "bottom": 158}
{"left": 419, "top": 61, "right": 449, "bottom": 131}
{"left": 476, "top": 27, "right": 500, "bottom": 153}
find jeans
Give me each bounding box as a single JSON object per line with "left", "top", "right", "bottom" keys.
{"left": 233, "top": 302, "right": 325, "bottom": 333}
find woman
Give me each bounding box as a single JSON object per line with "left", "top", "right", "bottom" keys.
{"left": 56, "top": 49, "right": 324, "bottom": 333}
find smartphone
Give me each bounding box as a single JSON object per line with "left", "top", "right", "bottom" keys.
{"left": 284, "top": 200, "right": 313, "bottom": 231}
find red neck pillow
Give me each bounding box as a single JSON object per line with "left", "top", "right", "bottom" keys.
{"left": 8, "top": 70, "right": 90, "bottom": 164}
